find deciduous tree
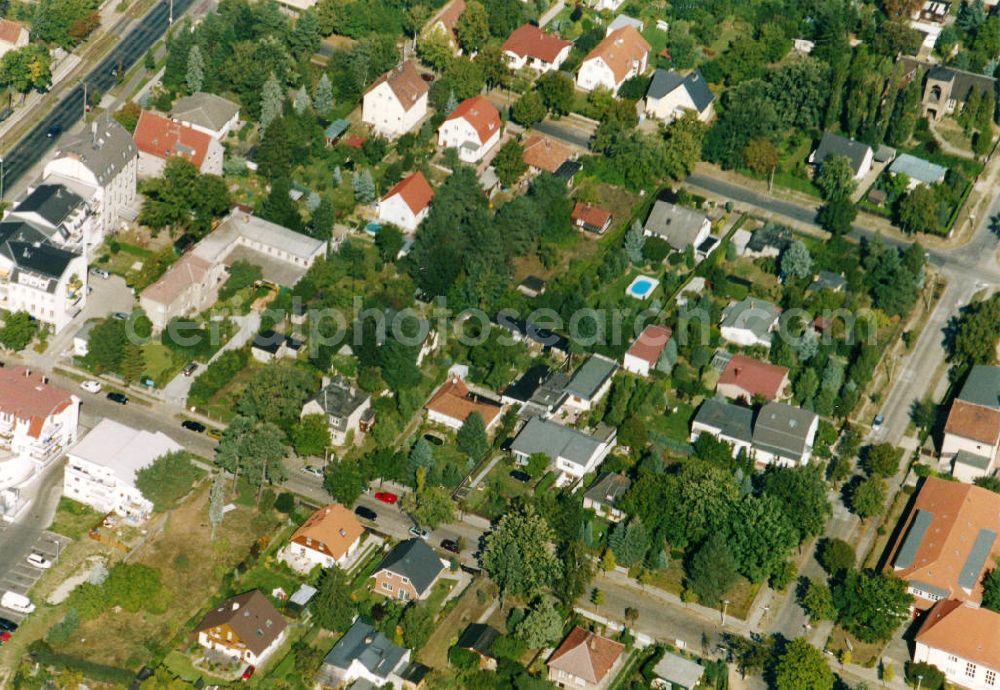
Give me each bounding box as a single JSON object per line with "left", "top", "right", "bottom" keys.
{"left": 480, "top": 505, "right": 559, "bottom": 602}
{"left": 774, "top": 638, "right": 834, "bottom": 690}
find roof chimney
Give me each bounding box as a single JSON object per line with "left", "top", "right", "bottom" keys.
{"left": 231, "top": 602, "right": 241, "bottom": 611}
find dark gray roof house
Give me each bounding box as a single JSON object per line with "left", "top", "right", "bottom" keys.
{"left": 752, "top": 401, "right": 819, "bottom": 464}
{"left": 646, "top": 68, "right": 715, "bottom": 113}
{"left": 527, "top": 370, "right": 570, "bottom": 414}
{"left": 302, "top": 377, "right": 371, "bottom": 434}
{"left": 13, "top": 184, "right": 87, "bottom": 231}
{"left": 957, "top": 365, "right": 1000, "bottom": 410}
{"left": 55, "top": 117, "right": 137, "bottom": 186}
{"left": 808, "top": 270, "right": 847, "bottom": 293}
{"left": 456, "top": 624, "right": 500, "bottom": 660}
{"left": 564, "top": 354, "right": 618, "bottom": 402}
{"left": 810, "top": 132, "right": 873, "bottom": 177}
{"left": 375, "top": 539, "right": 445, "bottom": 598}
{"left": 692, "top": 399, "right": 754, "bottom": 446}
{"left": 583, "top": 472, "right": 631, "bottom": 510}
{"left": 510, "top": 417, "right": 611, "bottom": 471}
{"left": 501, "top": 364, "right": 551, "bottom": 405}
{"left": 643, "top": 200, "right": 711, "bottom": 251}
{"left": 319, "top": 620, "right": 409, "bottom": 685}
{"left": 652, "top": 652, "right": 705, "bottom": 690}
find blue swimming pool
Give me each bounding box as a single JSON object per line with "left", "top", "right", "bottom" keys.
{"left": 626, "top": 275, "right": 660, "bottom": 300}
{"left": 365, "top": 222, "right": 381, "bottom": 235}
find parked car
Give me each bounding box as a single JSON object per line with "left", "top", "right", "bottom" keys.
{"left": 409, "top": 526, "right": 429, "bottom": 540}
{"left": 91, "top": 268, "right": 111, "bottom": 279}
{"left": 80, "top": 380, "right": 102, "bottom": 394}
{"left": 374, "top": 491, "right": 398, "bottom": 504}
{"left": 182, "top": 362, "right": 198, "bottom": 377}
{"left": 510, "top": 470, "right": 531, "bottom": 483}
{"left": 1, "top": 592, "right": 35, "bottom": 614}
{"left": 0, "top": 617, "right": 18, "bottom": 632}
{"left": 181, "top": 420, "right": 206, "bottom": 433}
{"left": 423, "top": 433, "right": 443, "bottom": 446}
{"left": 0, "top": 630, "right": 10, "bottom": 645}
{"left": 440, "top": 539, "right": 460, "bottom": 554}
{"left": 46, "top": 124, "right": 61, "bottom": 138}
{"left": 206, "top": 427, "right": 223, "bottom": 440}
{"left": 241, "top": 665, "right": 255, "bottom": 681}
{"left": 301, "top": 465, "right": 323, "bottom": 478}
{"left": 106, "top": 392, "right": 128, "bottom": 405}
{"left": 872, "top": 414, "right": 885, "bottom": 432}
{"left": 354, "top": 506, "right": 377, "bottom": 521}
{"left": 111, "top": 311, "right": 129, "bottom": 321}
{"left": 25, "top": 553, "right": 52, "bottom": 569}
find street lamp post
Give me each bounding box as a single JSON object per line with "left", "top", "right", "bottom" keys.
{"left": 721, "top": 599, "right": 730, "bottom": 626}
{"left": 169, "top": 0, "right": 174, "bottom": 24}
{"left": 0, "top": 154, "right": 5, "bottom": 202}
{"left": 916, "top": 674, "right": 924, "bottom": 690}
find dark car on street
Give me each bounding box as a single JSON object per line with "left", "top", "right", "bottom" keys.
{"left": 510, "top": 470, "right": 531, "bottom": 483}
{"left": 0, "top": 618, "right": 17, "bottom": 632}
{"left": 106, "top": 392, "right": 128, "bottom": 405}
{"left": 354, "top": 506, "right": 377, "bottom": 521}
{"left": 181, "top": 420, "right": 206, "bottom": 433}
{"left": 440, "top": 539, "right": 460, "bottom": 554}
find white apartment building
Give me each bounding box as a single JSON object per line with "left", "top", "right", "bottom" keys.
{"left": 914, "top": 599, "right": 1000, "bottom": 690}
{"left": 64, "top": 418, "right": 182, "bottom": 519}
{"left": 0, "top": 367, "right": 79, "bottom": 469}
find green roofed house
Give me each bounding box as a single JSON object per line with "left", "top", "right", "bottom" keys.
{"left": 652, "top": 651, "right": 706, "bottom": 689}
{"left": 324, "top": 119, "right": 351, "bottom": 146}
{"left": 510, "top": 417, "right": 617, "bottom": 485}
{"left": 563, "top": 354, "right": 619, "bottom": 412}
{"left": 889, "top": 153, "right": 947, "bottom": 189}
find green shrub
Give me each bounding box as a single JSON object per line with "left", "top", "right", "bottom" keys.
{"left": 904, "top": 662, "right": 945, "bottom": 690}
{"left": 448, "top": 646, "right": 480, "bottom": 670}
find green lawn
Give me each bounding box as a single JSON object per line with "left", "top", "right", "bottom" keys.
{"left": 142, "top": 340, "right": 183, "bottom": 387}
{"left": 162, "top": 650, "right": 230, "bottom": 684}
{"left": 649, "top": 403, "right": 695, "bottom": 443}
{"left": 424, "top": 578, "right": 459, "bottom": 615}
{"left": 48, "top": 497, "right": 102, "bottom": 540}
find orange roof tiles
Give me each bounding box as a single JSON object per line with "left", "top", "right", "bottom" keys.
{"left": 0, "top": 19, "right": 26, "bottom": 44}
{"left": 445, "top": 96, "right": 501, "bottom": 145}
{"left": 365, "top": 60, "right": 428, "bottom": 112}
{"left": 0, "top": 367, "right": 74, "bottom": 439}
{"left": 916, "top": 599, "right": 1000, "bottom": 670}
{"left": 425, "top": 377, "right": 502, "bottom": 427}
{"left": 134, "top": 111, "right": 214, "bottom": 168}
{"left": 889, "top": 477, "right": 1000, "bottom": 607}
{"left": 522, "top": 134, "right": 573, "bottom": 173}
{"left": 548, "top": 627, "right": 625, "bottom": 684}
{"left": 290, "top": 503, "right": 364, "bottom": 561}
{"left": 583, "top": 26, "right": 651, "bottom": 84}
{"left": 141, "top": 252, "right": 213, "bottom": 305}
{"left": 626, "top": 325, "right": 673, "bottom": 366}
{"left": 945, "top": 399, "right": 1000, "bottom": 446}
{"left": 572, "top": 202, "right": 612, "bottom": 230}
{"left": 502, "top": 24, "right": 573, "bottom": 63}
{"left": 383, "top": 171, "right": 434, "bottom": 215}
{"left": 718, "top": 354, "right": 789, "bottom": 401}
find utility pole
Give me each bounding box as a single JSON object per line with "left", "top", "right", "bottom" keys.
{"left": 82, "top": 81, "right": 88, "bottom": 118}
{"left": 169, "top": 0, "right": 174, "bottom": 25}
{"left": 721, "top": 599, "right": 730, "bottom": 626}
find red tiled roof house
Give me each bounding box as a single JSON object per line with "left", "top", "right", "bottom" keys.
{"left": 278, "top": 503, "right": 364, "bottom": 574}
{"left": 942, "top": 365, "right": 1000, "bottom": 482}
{"left": 438, "top": 96, "right": 502, "bottom": 163}
{"left": 0, "top": 367, "right": 79, "bottom": 473}
{"left": 717, "top": 354, "right": 789, "bottom": 402}
{"left": 376, "top": 171, "right": 434, "bottom": 233}
{"left": 623, "top": 325, "right": 672, "bottom": 378}
{"left": 575, "top": 26, "right": 650, "bottom": 94}
{"left": 425, "top": 376, "right": 503, "bottom": 431}
{"left": 502, "top": 24, "right": 573, "bottom": 73}
{"left": 523, "top": 134, "right": 574, "bottom": 175}
{"left": 572, "top": 202, "right": 613, "bottom": 234}
{"left": 547, "top": 627, "right": 625, "bottom": 690}
{"left": 0, "top": 19, "right": 29, "bottom": 57}
{"left": 134, "top": 110, "right": 223, "bottom": 177}
{"left": 362, "top": 60, "right": 429, "bottom": 139}
{"left": 914, "top": 599, "right": 1000, "bottom": 690}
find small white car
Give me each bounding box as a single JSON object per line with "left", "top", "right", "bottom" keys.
{"left": 80, "top": 380, "right": 102, "bottom": 394}
{"left": 25, "top": 553, "right": 51, "bottom": 569}
{"left": 301, "top": 466, "right": 323, "bottom": 478}
{"left": 409, "top": 526, "right": 429, "bottom": 540}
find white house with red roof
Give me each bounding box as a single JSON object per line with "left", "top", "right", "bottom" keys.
{"left": 438, "top": 96, "right": 502, "bottom": 163}
{"left": 717, "top": 354, "right": 789, "bottom": 402}
{"left": 362, "top": 61, "right": 429, "bottom": 139}
{"left": 502, "top": 24, "right": 573, "bottom": 73}
{"left": 576, "top": 25, "right": 650, "bottom": 94}
{"left": 133, "top": 110, "right": 223, "bottom": 178}
{"left": 942, "top": 365, "right": 1000, "bottom": 482}
{"left": 377, "top": 171, "right": 434, "bottom": 232}
{"left": 623, "top": 325, "right": 672, "bottom": 377}
{"left": 425, "top": 376, "right": 503, "bottom": 431}
{"left": 914, "top": 599, "right": 1000, "bottom": 690}
{"left": 0, "top": 19, "right": 29, "bottom": 58}
{"left": 0, "top": 367, "right": 79, "bottom": 496}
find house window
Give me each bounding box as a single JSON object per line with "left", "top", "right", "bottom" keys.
{"left": 950, "top": 656, "right": 959, "bottom": 663}
{"left": 968, "top": 662, "right": 978, "bottom": 678}
{"left": 986, "top": 670, "right": 997, "bottom": 686}
{"left": 382, "top": 582, "right": 393, "bottom": 592}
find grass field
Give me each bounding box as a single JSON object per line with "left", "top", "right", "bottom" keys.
{"left": 48, "top": 497, "right": 102, "bottom": 540}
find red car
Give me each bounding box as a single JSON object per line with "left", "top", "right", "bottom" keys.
{"left": 374, "top": 491, "right": 398, "bottom": 504}
{"left": 0, "top": 631, "right": 11, "bottom": 645}
{"left": 241, "top": 665, "right": 255, "bottom": 681}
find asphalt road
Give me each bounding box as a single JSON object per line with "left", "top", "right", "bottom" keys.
{"left": 0, "top": 0, "right": 195, "bottom": 194}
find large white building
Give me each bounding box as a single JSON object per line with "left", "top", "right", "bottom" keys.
{"left": 438, "top": 96, "right": 502, "bottom": 163}
{"left": 0, "top": 368, "right": 79, "bottom": 504}
{"left": 64, "top": 418, "right": 182, "bottom": 519}
{"left": 576, "top": 25, "right": 650, "bottom": 94}
{"left": 6, "top": 184, "right": 98, "bottom": 254}
{"left": 43, "top": 118, "right": 137, "bottom": 244}
{"left": 362, "top": 61, "right": 429, "bottom": 140}
{"left": 914, "top": 599, "right": 1000, "bottom": 690}
{"left": 0, "top": 218, "right": 88, "bottom": 333}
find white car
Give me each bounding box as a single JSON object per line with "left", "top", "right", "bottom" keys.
{"left": 301, "top": 466, "right": 323, "bottom": 478}
{"left": 80, "top": 380, "right": 102, "bottom": 394}
{"left": 1, "top": 591, "right": 34, "bottom": 614}
{"left": 25, "top": 553, "right": 52, "bottom": 569}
